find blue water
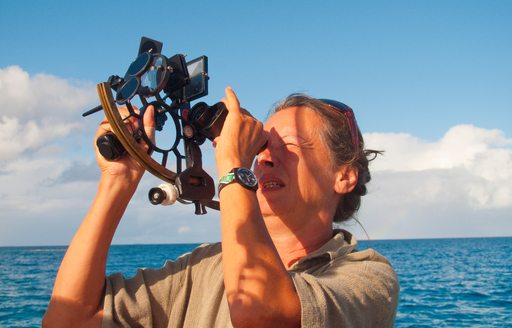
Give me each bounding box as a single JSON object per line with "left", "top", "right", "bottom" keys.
{"left": 1, "top": 237, "right": 511, "bottom": 327}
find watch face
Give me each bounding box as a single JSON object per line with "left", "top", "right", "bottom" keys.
{"left": 236, "top": 168, "right": 258, "bottom": 188}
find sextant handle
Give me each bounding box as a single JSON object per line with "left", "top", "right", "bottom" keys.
{"left": 96, "top": 132, "right": 127, "bottom": 161}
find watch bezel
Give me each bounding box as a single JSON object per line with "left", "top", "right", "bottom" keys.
{"left": 235, "top": 167, "right": 258, "bottom": 189}
{"left": 218, "top": 167, "right": 258, "bottom": 195}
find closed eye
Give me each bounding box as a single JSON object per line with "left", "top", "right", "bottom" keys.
{"left": 268, "top": 134, "right": 314, "bottom": 150}
{"left": 281, "top": 142, "right": 314, "bottom": 149}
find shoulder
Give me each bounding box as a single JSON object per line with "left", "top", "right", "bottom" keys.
{"left": 175, "top": 242, "right": 223, "bottom": 266}
{"left": 336, "top": 248, "right": 399, "bottom": 298}
{"left": 148, "top": 242, "right": 223, "bottom": 278}
{"left": 294, "top": 247, "right": 398, "bottom": 297}
{"left": 338, "top": 248, "right": 397, "bottom": 278}
{"left": 289, "top": 233, "right": 399, "bottom": 327}
{"left": 106, "top": 242, "right": 223, "bottom": 285}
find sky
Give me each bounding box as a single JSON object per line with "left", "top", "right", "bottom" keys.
{"left": 0, "top": 0, "right": 511, "bottom": 246}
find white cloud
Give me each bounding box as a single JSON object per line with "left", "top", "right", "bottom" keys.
{"left": 0, "top": 65, "right": 96, "bottom": 119}
{"left": 178, "top": 226, "right": 191, "bottom": 234}
{"left": 364, "top": 124, "right": 512, "bottom": 209}
{"left": 0, "top": 66, "right": 97, "bottom": 160}
{"left": 365, "top": 124, "right": 511, "bottom": 172}
{"left": 348, "top": 125, "right": 512, "bottom": 240}
{"left": 0, "top": 66, "right": 100, "bottom": 246}
{"left": 0, "top": 115, "right": 81, "bottom": 160}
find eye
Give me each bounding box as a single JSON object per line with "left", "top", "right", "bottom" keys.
{"left": 270, "top": 135, "right": 313, "bottom": 150}
{"left": 279, "top": 137, "right": 302, "bottom": 148}
{"left": 284, "top": 140, "right": 315, "bottom": 149}
{"left": 276, "top": 142, "right": 301, "bottom": 151}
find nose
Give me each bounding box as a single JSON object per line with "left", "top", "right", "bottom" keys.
{"left": 256, "top": 146, "right": 274, "bottom": 168}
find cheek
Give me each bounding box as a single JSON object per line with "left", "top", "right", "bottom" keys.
{"left": 297, "top": 154, "right": 336, "bottom": 192}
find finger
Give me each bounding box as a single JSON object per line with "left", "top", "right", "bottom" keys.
{"left": 238, "top": 107, "right": 253, "bottom": 117}
{"left": 143, "top": 105, "right": 156, "bottom": 143}
{"left": 222, "top": 89, "right": 253, "bottom": 117}
{"left": 95, "top": 117, "right": 112, "bottom": 139}
{"left": 224, "top": 86, "right": 241, "bottom": 115}
{"left": 124, "top": 107, "right": 139, "bottom": 134}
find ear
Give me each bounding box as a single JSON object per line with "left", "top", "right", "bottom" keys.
{"left": 333, "top": 165, "right": 358, "bottom": 194}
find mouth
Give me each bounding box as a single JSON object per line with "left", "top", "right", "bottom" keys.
{"left": 259, "top": 176, "right": 285, "bottom": 191}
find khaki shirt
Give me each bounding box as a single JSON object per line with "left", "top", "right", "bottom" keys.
{"left": 103, "top": 230, "right": 399, "bottom": 327}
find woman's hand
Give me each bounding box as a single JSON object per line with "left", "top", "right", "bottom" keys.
{"left": 94, "top": 105, "right": 155, "bottom": 185}
{"left": 214, "top": 87, "right": 267, "bottom": 176}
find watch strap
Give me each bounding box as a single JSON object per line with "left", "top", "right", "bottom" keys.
{"left": 218, "top": 168, "right": 257, "bottom": 195}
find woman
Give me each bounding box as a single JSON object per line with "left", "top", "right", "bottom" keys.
{"left": 44, "top": 87, "right": 399, "bottom": 327}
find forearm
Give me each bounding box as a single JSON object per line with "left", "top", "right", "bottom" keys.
{"left": 44, "top": 176, "right": 139, "bottom": 326}
{"left": 220, "top": 185, "right": 300, "bottom": 327}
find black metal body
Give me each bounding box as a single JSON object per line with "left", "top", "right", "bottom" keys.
{"left": 83, "top": 37, "right": 227, "bottom": 214}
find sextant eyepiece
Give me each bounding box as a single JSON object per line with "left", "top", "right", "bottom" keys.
{"left": 189, "top": 102, "right": 228, "bottom": 141}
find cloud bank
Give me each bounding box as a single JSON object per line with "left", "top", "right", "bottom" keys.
{"left": 0, "top": 66, "right": 510, "bottom": 245}
{"left": 349, "top": 126, "right": 512, "bottom": 240}
{"left": 0, "top": 65, "right": 97, "bottom": 160}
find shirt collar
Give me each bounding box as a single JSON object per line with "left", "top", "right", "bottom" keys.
{"left": 288, "top": 229, "right": 357, "bottom": 271}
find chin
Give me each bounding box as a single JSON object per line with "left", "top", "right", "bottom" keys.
{"left": 257, "top": 194, "right": 279, "bottom": 217}
{"left": 257, "top": 199, "right": 273, "bottom": 217}
{"left": 258, "top": 199, "right": 292, "bottom": 219}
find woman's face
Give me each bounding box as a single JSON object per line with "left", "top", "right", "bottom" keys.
{"left": 254, "top": 106, "right": 342, "bottom": 226}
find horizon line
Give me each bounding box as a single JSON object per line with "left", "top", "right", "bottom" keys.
{"left": 1, "top": 234, "right": 511, "bottom": 248}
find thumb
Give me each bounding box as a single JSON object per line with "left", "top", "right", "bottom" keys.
{"left": 143, "top": 105, "right": 156, "bottom": 144}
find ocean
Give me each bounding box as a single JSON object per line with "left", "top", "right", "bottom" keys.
{"left": 1, "top": 237, "right": 511, "bottom": 327}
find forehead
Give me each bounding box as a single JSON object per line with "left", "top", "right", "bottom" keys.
{"left": 265, "top": 106, "right": 323, "bottom": 135}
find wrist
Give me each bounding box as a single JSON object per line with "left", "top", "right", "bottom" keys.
{"left": 92, "top": 176, "right": 138, "bottom": 227}
{"left": 98, "top": 174, "right": 140, "bottom": 195}
{"left": 217, "top": 161, "right": 243, "bottom": 178}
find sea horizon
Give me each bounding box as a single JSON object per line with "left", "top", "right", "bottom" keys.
{"left": 1, "top": 234, "right": 511, "bottom": 248}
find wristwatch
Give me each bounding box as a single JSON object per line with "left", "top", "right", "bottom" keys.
{"left": 218, "top": 167, "right": 258, "bottom": 194}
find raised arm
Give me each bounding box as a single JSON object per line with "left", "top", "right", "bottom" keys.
{"left": 43, "top": 106, "right": 155, "bottom": 327}
{"left": 215, "top": 88, "right": 301, "bottom": 328}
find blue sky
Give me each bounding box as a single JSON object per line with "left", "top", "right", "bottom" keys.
{"left": 1, "top": 1, "right": 511, "bottom": 245}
